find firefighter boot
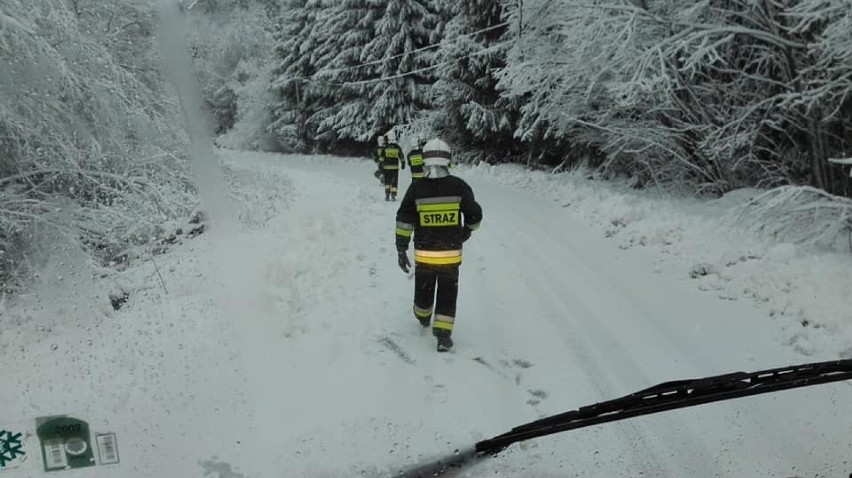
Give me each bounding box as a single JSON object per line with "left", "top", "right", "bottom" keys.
{"left": 434, "top": 329, "right": 453, "bottom": 352}
{"left": 413, "top": 306, "right": 431, "bottom": 328}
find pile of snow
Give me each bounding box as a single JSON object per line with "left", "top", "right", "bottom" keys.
{"left": 463, "top": 162, "right": 852, "bottom": 359}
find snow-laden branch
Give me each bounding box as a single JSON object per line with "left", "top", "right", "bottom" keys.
{"left": 495, "top": 0, "right": 852, "bottom": 196}
{"left": 733, "top": 186, "right": 852, "bottom": 252}
{"left": 1, "top": 0, "right": 196, "bottom": 288}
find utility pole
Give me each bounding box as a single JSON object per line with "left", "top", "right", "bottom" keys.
{"left": 517, "top": 0, "right": 523, "bottom": 38}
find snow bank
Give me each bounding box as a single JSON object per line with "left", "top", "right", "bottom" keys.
{"left": 463, "top": 162, "right": 852, "bottom": 359}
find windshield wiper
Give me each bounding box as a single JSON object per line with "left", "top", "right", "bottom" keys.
{"left": 475, "top": 359, "right": 852, "bottom": 455}
{"left": 391, "top": 359, "right": 852, "bottom": 477}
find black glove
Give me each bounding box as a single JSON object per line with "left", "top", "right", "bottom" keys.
{"left": 397, "top": 250, "right": 411, "bottom": 273}
{"left": 462, "top": 227, "right": 472, "bottom": 243}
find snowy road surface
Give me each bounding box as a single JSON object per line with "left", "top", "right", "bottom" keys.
{"left": 2, "top": 152, "right": 851, "bottom": 477}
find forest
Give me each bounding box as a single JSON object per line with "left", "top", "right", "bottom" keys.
{"left": 1, "top": 0, "right": 851, "bottom": 288}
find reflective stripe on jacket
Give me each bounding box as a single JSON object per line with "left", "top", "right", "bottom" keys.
{"left": 395, "top": 175, "right": 483, "bottom": 266}
{"left": 382, "top": 144, "right": 403, "bottom": 170}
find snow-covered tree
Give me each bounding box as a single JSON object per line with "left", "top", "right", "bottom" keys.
{"left": 186, "top": 0, "right": 277, "bottom": 146}
{"left": 787, "top": 0, "right": 852, "bottom": 196}
{"left": 0, "top": 0, "right": 194, "bottom": 288}
{"left": 498, "top": 0, "right": 672, "bottom": 172}
{"left": 362, "top": 0, "right": 438, "bottom": 134}
{"left": 309, "top": 0, "right": 385, "bottom": 145}
{"left": 312, "top": 0, "right": 438, "bottom": 144}
{"left": 270, "top": 0, "right": 331, "bottom": 150}
{"left": 431, "top": 0, "right": 517, "bottom": 162}
{"left": 647, "top": 0, "right": 852, "bottom": 195}
{"left": 496, "top": 0, "right": 852, "bottom": 196}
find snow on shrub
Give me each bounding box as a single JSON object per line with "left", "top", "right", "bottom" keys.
{"left": 731, "top": 186, "right": 852, "bottom": 253}
{"left": 0, "top": 0, "right": 195, "bottom": 290}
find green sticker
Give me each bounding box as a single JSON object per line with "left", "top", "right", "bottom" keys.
{"left": 36, "top": 417, "right": 95, "bottom": 472}
{"left": 0, "top": 424, "right": 28, "bottom": 471}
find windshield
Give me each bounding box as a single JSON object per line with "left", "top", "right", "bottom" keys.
{"left": 2, "top": 1, "right": 851, "bottom": 477}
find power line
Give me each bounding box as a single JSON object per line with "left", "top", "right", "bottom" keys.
{"left": 312, "top": 21, "right": 511, "bottom": 77}
{"left": 339, "top": 41, "right": 509, "bottom": 86}
{"left": 344, "top": 1, "right": 554, "bottom": 86}
{"left": 312, "top": 0, "right": 554, "bottom": 84}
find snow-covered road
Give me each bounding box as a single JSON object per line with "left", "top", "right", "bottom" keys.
{"left": 2, "top": 152, "right": 850, "bottom": 478}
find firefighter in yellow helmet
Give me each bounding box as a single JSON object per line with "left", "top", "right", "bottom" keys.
{"left": 380, "top": 132, "right": 404, "bottom": 201}
{"left": 394, "top": 139, "right": 483, "bottom": 352}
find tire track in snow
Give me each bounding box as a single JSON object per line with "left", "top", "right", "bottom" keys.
{"left": 501, "top": 185, "right": 847, "bottom": 474}
{"left": 462, "top": 182, "right": 766, "bottom": 476}
{"left": 468, "top": 180, "right": 852, "bottom": 477}
{"left": 497, "top": 216, "right": 705, "bottom": 477}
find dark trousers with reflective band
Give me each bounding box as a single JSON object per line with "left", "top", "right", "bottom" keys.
{"left": 414, "top": 264, "right": 459, "bottom": 335}
{"left": 383, "top": 169, "right": 399, "bottom": 194}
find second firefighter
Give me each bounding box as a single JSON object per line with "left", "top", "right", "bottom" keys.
{"left": 380, "top": 133, "right": 404, "bottom": 201}
{"left": 406, "top": 136, "right": 426, "bottom": 182}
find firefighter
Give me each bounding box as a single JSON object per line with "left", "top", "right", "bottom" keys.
{"left": 394, "top": 138, "right": 483, "bottom": 352}
{"left": 406, "top": 136, "right": 426, "bottom": 182}
{"left": 381, "top": 132, "right": 404, "bottom": 201}
{"left": 373, "top": 135, "right": 385, "bottom": 184}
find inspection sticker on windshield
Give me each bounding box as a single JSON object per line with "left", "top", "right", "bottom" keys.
{"left": 95, "top": 433, "right": 119, "bottom": 465}
{"left": 0, "top": 423, "right": 29, "bottom": 472}
{"left": 36, "top": 416, "right": 96, "bottom": 471}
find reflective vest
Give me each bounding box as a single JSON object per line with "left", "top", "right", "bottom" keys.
{"left": 382, "top": 144, "right": 402, "bottom": 170}
{"left": 408, "top": 149, "right": 425, "bottom": 178}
